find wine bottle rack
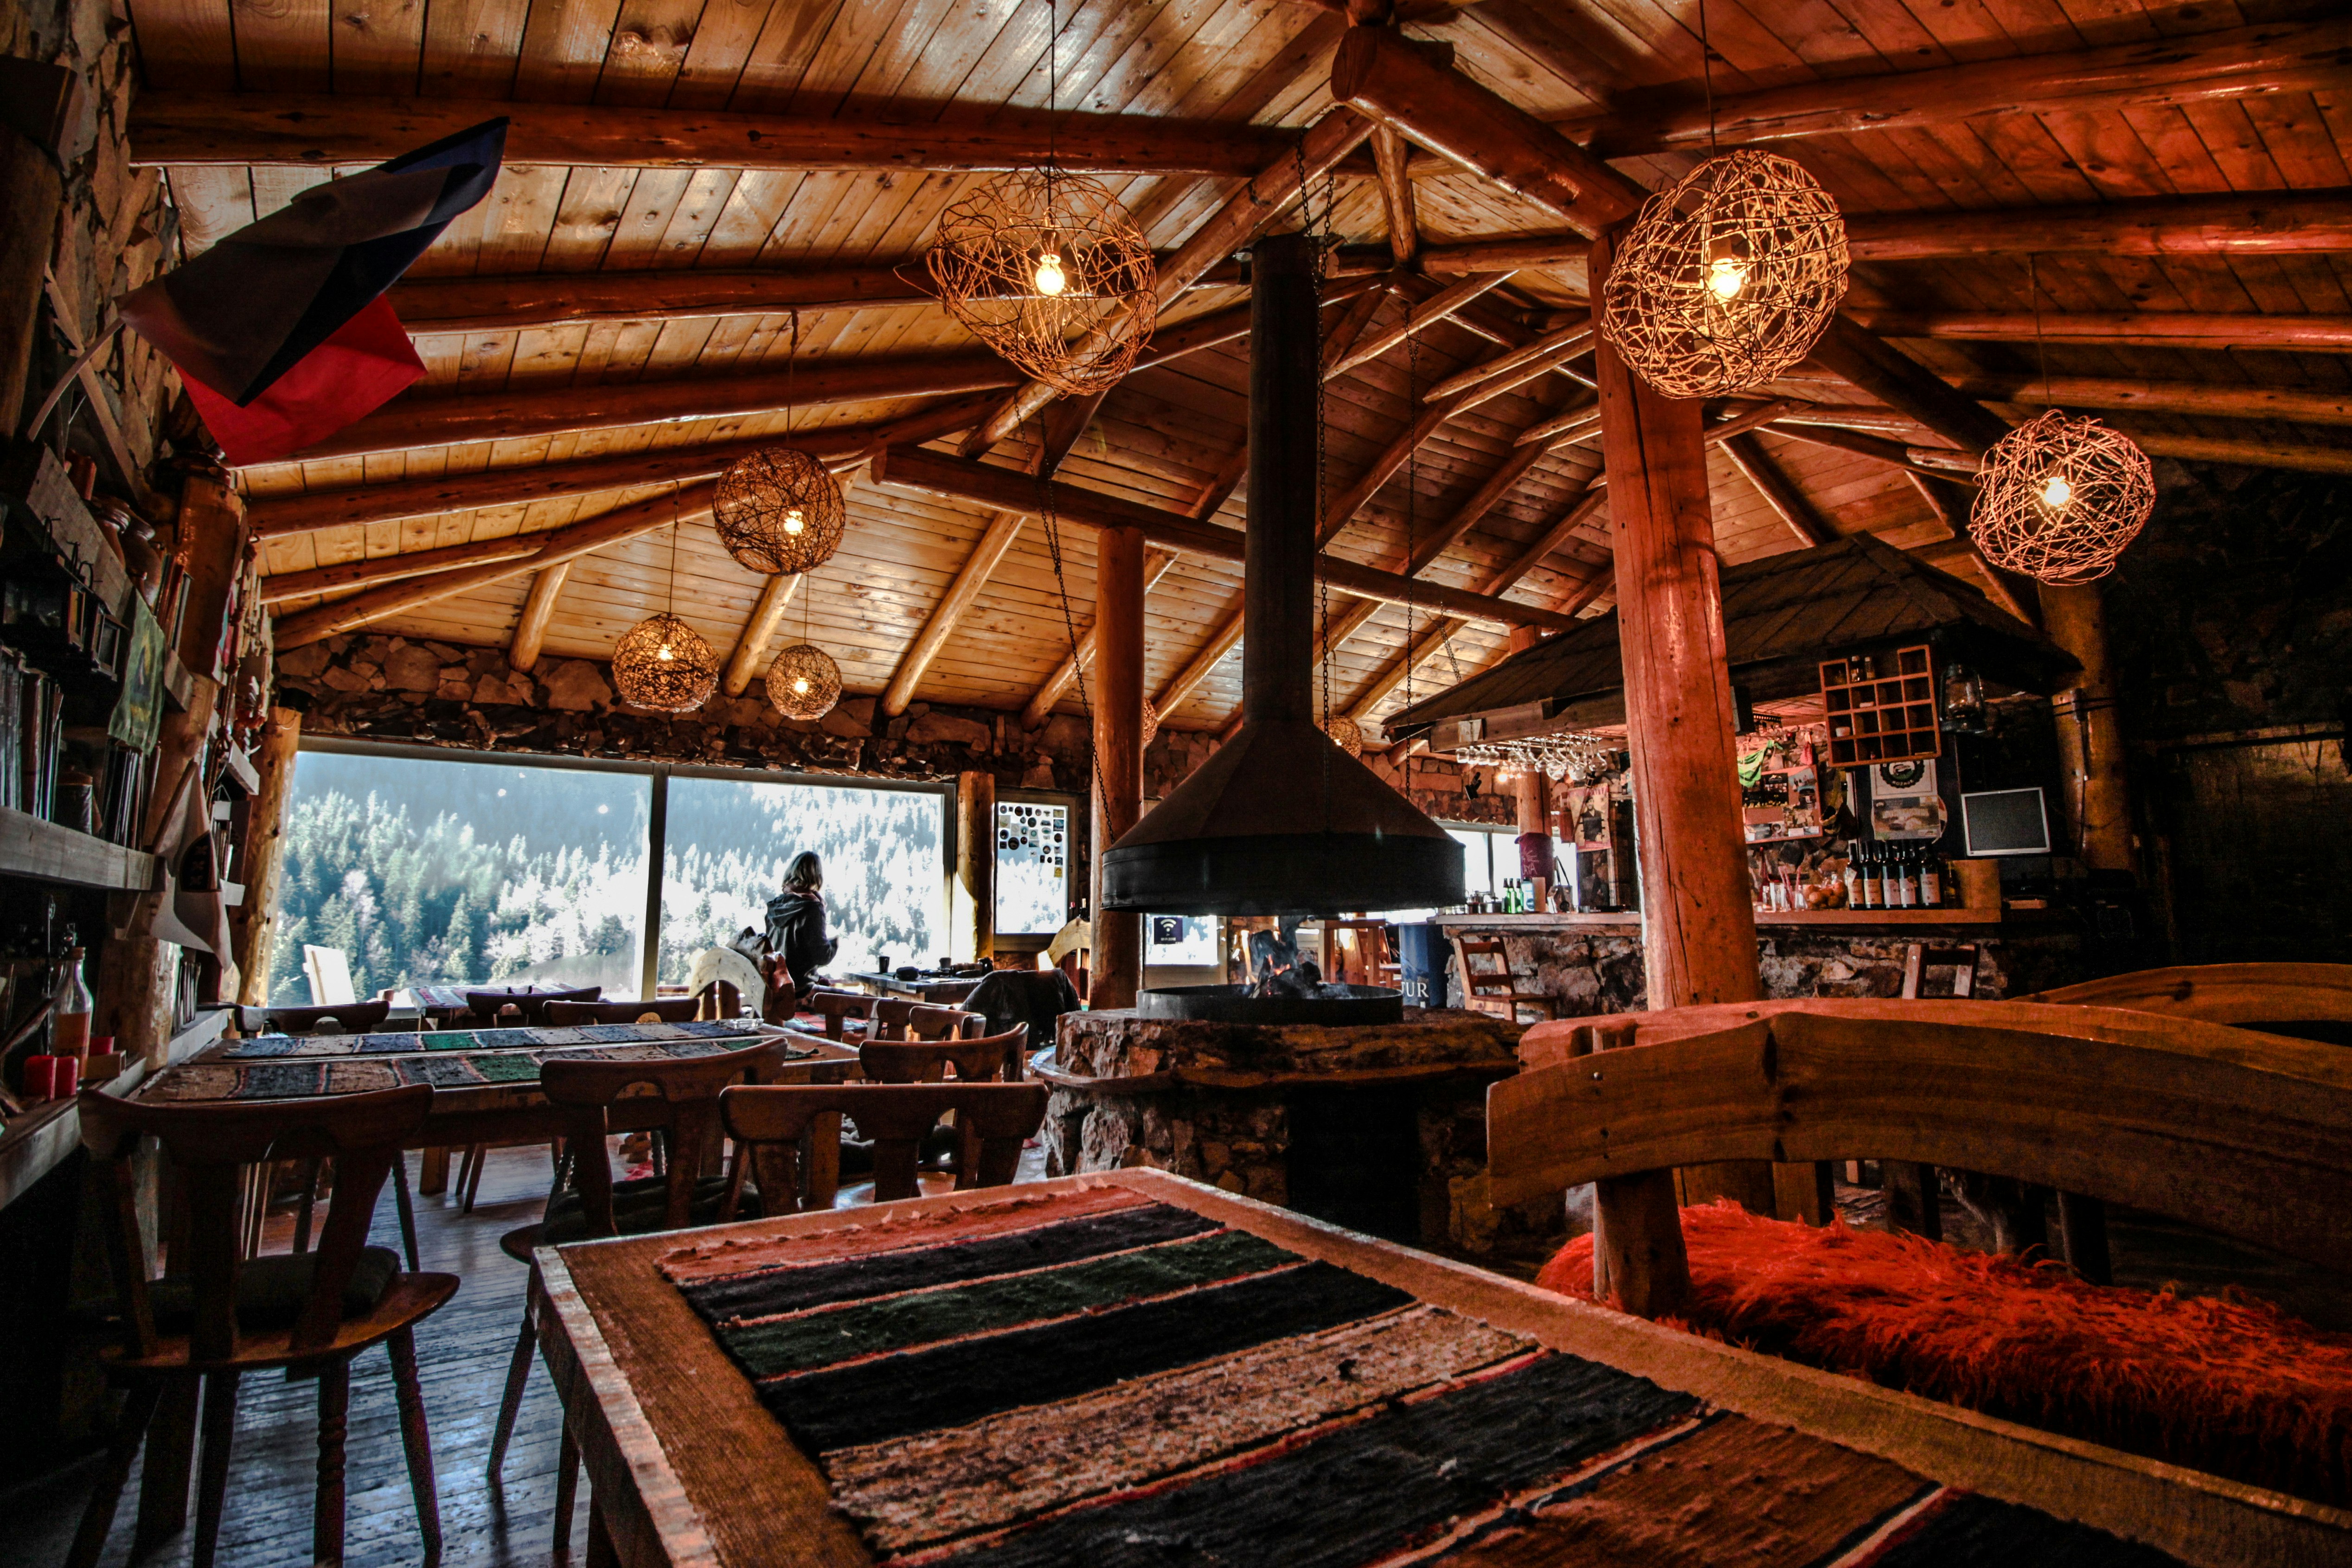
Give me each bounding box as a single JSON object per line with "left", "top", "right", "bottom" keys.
{"left": 1820, "top": 644, "right": 1940, "bottom": 767}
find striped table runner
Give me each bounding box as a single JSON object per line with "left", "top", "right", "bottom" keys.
{"left": 220, "top": 1019, "right": 764, "bottom": 1059}
{"left": 660, "top": 1186, "right": 2182, "bottom": 1567}
{"left": 145, "top": 1038, "right": 815, "bottom": 1102}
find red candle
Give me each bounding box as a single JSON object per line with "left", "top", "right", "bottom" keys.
{"left": 22, "top": 1055, "right": 78, "bottom": 1100}
{"left": 53, "top": 1055, "right": 79, "bottom": 1098}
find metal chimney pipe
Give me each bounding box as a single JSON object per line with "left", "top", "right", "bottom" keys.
{"left": 1243, "top": 232, "right": 1320, "bottom": 726}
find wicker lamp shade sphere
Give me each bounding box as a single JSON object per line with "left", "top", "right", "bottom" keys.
{"left": 1141, "top": 696, "right": 1160, "bottom": 749}
{"left": 1601, "top": 150, "right": 1849, "bottom": 399}
{"left": 1969, "top": 409, "right": 2155, "bottom": 586}
{"left": 1322, "top": 715, "right": 1364, "bottom": 757}
{"left": 767, "top": 642, "right": 843, "bottom": 721}
{"left": 612, "top": 612, "right": 719, "bottom": 712}
{"left": 713, "top": 448, "right": 846, "bottom": 576}
{"left": 927, "top": 165, "right": 1157, "bottom": 396}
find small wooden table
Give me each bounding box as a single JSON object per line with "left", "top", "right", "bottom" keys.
{"left": 533, "top": 1170, "right": 2347, "bottom": 1568}
{"left": 841, "top": 969, "right": 984, "bottom": 1005}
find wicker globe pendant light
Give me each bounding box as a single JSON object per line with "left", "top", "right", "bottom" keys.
{"left": 764, "top": 561, "right": 842, "bottom": 722}
{"left": 612, "top": 496, "right": 719, "bottom": 712}
{"left": 1322, "top": 715, "right": 1365, "bottom": 757}
{"left": 1141, "top": 695, "right": 1160, "bottom": 749}
{"left": 712, "top": 313, "right": 847, "bottom": 576}
{"left": 925, "top": 0, "right": 1155, "bottom": 394}
{"left": 1968, "top": 257, "right": 2153, "bottom": 587}
{"left": 1601, "top": 148, "right": 1849, "bottom": 399}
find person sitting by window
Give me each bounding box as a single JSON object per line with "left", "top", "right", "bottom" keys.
{"left": 764, "top": 851, "right": 840, "bottom": 1011}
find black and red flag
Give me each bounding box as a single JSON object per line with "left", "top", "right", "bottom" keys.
{"left": 117, "top": 117, "right": 506, "bottom": 466}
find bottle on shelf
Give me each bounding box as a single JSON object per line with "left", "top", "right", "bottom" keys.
{"left": 1919, "top": 849, "right": 1943, "bottom": 909}
{"left": 1843, "top": 845, "right": 1864, "bottom": 909}
{"left": 1859, "top": 842, "right": 1884, "bottom": 909}
{"left": 1892, "top": 845, "right": 1917, "bottom": 908}
{"left": 52, "top": 946, "right": 93, "bottom": 1061}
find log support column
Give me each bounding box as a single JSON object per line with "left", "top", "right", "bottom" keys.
{"left": 1591, "top": 229, "right": 1776, "bottom": 1230}
{"left": 1507, "top": 627, "right": 1554, "bottom": 902}
{"left": 1090, "top": 527, "right": 1147, "bottom": 1010}
{"left": 2040, "top": 583, "right": 2134, "bottom": 873}
{"left": 232, "top": 705, "right": 303, "bottom": 1005}
{"left": 956, "top": 770, "right": 996, "bottom": 963}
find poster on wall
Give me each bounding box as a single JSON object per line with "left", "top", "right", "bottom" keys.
{"left": 1562, "top": 783, "right": 1615, "bottom": 851}
{"left": 1739, "top": 730, "right": 1826, "bottom": 843}
{"left": 1869, "top": 759, "right": 1948, "bottom": 840}
{"left": 993, "top": 800, "right": 1068, "bottom": 935}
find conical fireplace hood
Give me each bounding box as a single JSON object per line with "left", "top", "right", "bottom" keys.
{"left": 1099, "top": 234, "right": 1465, "bottom": 917}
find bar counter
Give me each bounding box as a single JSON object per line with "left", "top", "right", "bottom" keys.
{"left": 1436, "top": 907, "right": 2083, "bottom": 1007}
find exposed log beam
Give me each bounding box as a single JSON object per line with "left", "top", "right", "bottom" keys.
{"left": 1903, "top": 472, "right": 2036, "bottom": 624}
{"left": 1846, "top": 188, "right": 2352, "bottom": 260}
{"left": 275, "top": 480, "right": 719, "bottom": 648}
{"left": 389, "top": 257, "right": 1250, "bottom": 336}
{"left": 873, "top": 446, "right": 1582, "bottom": 633}
{"left": 1427, "top": 320, "right": 1591, "bottom": 402}
{"left": 1853, "top": 310, "right": 2352, "bottom": 353}
{"left": 1154, "top": 610, "right": 1246, "bottom": 720}
{"left": 507, "top": 564, "right": 571, "bottom": 674}
{"left": 294, "top": 352, "right": 1021, "bottom": 464}
{"left": 1325, "top": 271, "right": 1514, "bottom": 379}
{"left": 1323, "top": 281, "right": 1398, "bottom": 378}
{"left": 1808, "top": 315, "right": 2012, "bottom": 456}
{"left": 245, "top": 395, "right": 999, "bottom": 537}
{"left": 2127, "top": 430, "right": 2352, "bottom": 477}
{"left": 132, "top": 92, "right": 1325, "bottom": 177}
{"left": 1952, "top": 372, "right": 2352, "bottom": 428}
{"left": 1771, "top": 404, "right": 1932, "bottom": 436}
{"left": 1374, "top": 125, "right": 1419, "bottom": 267}
{"left": 721, "top": 571, "right": 802, "bottom": 698}
{"left": 258, "top": 535, "right": 541, "bottom": 602}
{"left": 1720, "top": 433, "right": 1834, "bottom": 548}
{"left": 1562, "top": 19, "right": 2352, "bottom": 159}
{"left": 1023, "top": 549, "right": 1181, "bottom": 728}
{"left": 1332, "top": 24, "right": 1645, "bottom": 233}
{"left": 1515, "top": 396, "right": 1602, "bottom": 448}
{"left": 882, "top": 510, "right": 1025, "bottom": 717}
{"left": 1414, "top": 190, "right": 2352, "bottom": 274}
{"left": 964, "top": 106, "right": 1376, "bottom": 453}
{"left": 1765, "top": 419, "right": 1978, "bottom": 480}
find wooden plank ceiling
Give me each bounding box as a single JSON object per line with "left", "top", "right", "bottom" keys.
{"left": 125, "top": 0, "right": 2352, "bottom": 737}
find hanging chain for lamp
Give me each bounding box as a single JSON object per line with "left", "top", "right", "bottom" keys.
{"left": 1599, "top": 0, "right": 1848, "bottom": 398}
{"left": 715, "top": 311, "right": 848, "bottom": 574}
{"left": 927, "top": 0, "right": 1156, "bottom": 394}
{"left": 614, "top": 489, "right": 720, "bottom": 712}
{"left": 1969, "top": 255, "right": 2154, "bottom": 586}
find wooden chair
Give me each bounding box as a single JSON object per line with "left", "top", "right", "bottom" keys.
{"left": 464, "top": 985, "right": 601, "bottom": 1026}
{"left": 69, "top": 1084, "right": 455, "bottom": 1568}
{"left": 542, "top": 996, "right": 703, "bottom": 1025}
{"left": 1489, "top": 999, "right": 2352, "bottom": 1318}
{"left": 485, "top": 1036, "right": 791, "bottom": 1549}
{"left": 802, "top": 988, "right": 878, "bottom": 1040}
{"left": 858, "top": 1025, "right": 1027, "bottom": 1085}
{"left": 1875, "top": 943, "right": 1981, "bottom": 1241}
{"left": 261, "top": 999, "right": 392, "bottom": 1035}
{"left": 1452, "top": 933, "right": 1562, "bottom": 1023}
{"left": 722, "top": 1082, "right": 1049, "bottom": 1204}
{"left": 869, "top": 1000, "right": 984, "bottom": 1041}
{"left": 2028, "top": 962, "right": 2352, "bottom": 1031}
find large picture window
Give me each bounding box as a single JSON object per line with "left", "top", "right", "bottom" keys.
{"left": 660, "top": 777, "right": 945, "bottom": 979}
{"left": 270, "top": 750, "right": 652, "bottom": 1006}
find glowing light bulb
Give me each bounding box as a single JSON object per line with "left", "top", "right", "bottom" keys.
{"left": 2039, "top": 471, "right": 2074, "bottom": 509}
{"left": 656, "top": 644, "right": 674, "bottom": 662}
{"left": 1706, "top": 256, "right": 1747, "bottom": 301}
{"left": 1034, "top": 250, "right": 1067, "bottom": 297}
{"left": 783, "top": 506, "right": 805, "bottom": 536}
{"left": 792, "top": 676, "right": 810, "bottom": 695}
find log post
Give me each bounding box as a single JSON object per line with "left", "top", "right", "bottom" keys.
{"left": 956, "top": 770, "right": 996, "bottom": 963}
{"left": 1508, "top": 627, "right": 1553, "bottom": 903}
{"left": 103, "top": 675, "right": 221, "bottom": 1069}
{"left": 1090, "top": 526, "right": 1147, "bottom": 1010}
{"left": 2040, "top": 583, "right": 2134, "bottom": 873}
{"left": 172, "top": 478, "right": 246, "bottom": 678}
{"left": 1591, "top": 228, "right": 1776, "bottom": 1222}
{"left": 509, "top": 564, "right": 571, "bottom": 673}
{"left": 231, "top": 706, "right": 303, "bottom": 1005}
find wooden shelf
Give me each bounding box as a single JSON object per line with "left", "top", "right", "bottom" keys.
{"left": 0, "top": 1005, "right": 229, "bottom": 1212}
{"left": 0, "top": 806, "right": 154, "bottom": 891}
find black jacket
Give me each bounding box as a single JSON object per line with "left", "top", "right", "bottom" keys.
{"left": 763, "top": 889, "right": 839, "bottom": 993}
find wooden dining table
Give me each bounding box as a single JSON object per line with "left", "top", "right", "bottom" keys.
{"left": 532, "top": 1169, "right": 2349, "bottom": 1568}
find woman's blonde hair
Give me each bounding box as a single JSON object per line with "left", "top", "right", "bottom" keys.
{"left": 784, "top": 851, "right": 823, "bottom": 892}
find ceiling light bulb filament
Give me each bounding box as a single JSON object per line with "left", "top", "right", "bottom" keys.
{"left": 783, "top": 506, "right": 805, "bottom": 536}
{"left": 2040, "top": 472, "right": 2074, "bottom": 509}
{"left": 792, "top": 677, "right": 810, "bottom": 694}
{"left": 1034, "top": 250, "right": 1067, "bottom": 297}
{"left": 1707, "top": 256, "right": 1747, "bottom": 301}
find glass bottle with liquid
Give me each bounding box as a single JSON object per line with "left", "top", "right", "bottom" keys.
{"left": 52, "top": 946, "right": 93, "bottom": 1060}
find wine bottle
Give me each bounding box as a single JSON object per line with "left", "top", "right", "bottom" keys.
{"left": 1920, "top": 850, "right": 1942, "bottom": 909}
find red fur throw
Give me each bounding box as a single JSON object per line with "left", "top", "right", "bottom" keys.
{"left": 1538, "top": 1199, "right": 2352, "bottom": 1507}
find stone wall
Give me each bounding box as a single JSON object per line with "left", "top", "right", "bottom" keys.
{"left": 1366, "top": 749, "right": 1518, "bottom": 827}
{"left": 277, "top": 632, "right": 1223, "bottom": 805}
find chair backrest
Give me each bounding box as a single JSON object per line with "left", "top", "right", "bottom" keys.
{"left": 903, "top": 1003, "right": 984, "bottom": 1040}
{"left": 302, "top": 945, "right": 357, "bottom": 1007}
{"left": 263, "top": 998, "right": 392, "bottom": 1035}
{"left": 804, "top": 989, "right": 877, "bottom": 1039}
{"left": 538, "top": 1037, "right": 789, "bottom": 1235}
{"left": 77, "top": 1084, "right": 434, "bottom": 1362}
{"left": 723, "top": 1082, "right": 1048, "bottom": 1203}
{"left": 859, "top": 1024, "right": 1027, "bottom": 1085}
{"left": 1899, "top": 943, "right": 1979, "bottom": 1000}
{"left": 544, "top": 996, "right": 702, "bottom": 1025}
{"left": 868, "top": 997, "right": 919, "bottom": 1039}
{"left": 1455, "top": 935, "right": 1512, "bottom": 990}
{"left": 1487, "top": 999, "right": 2352, "bottom": 1270}
{"left": 2027, "top": 962, "right": 2352, "bottom": 1029}
{"left": 467, "top": 985, "right": 602, "bottom": 1026}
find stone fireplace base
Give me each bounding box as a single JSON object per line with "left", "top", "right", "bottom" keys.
{"left": 1033, "top": 1008, "right": 1563, "bottom": 1253}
